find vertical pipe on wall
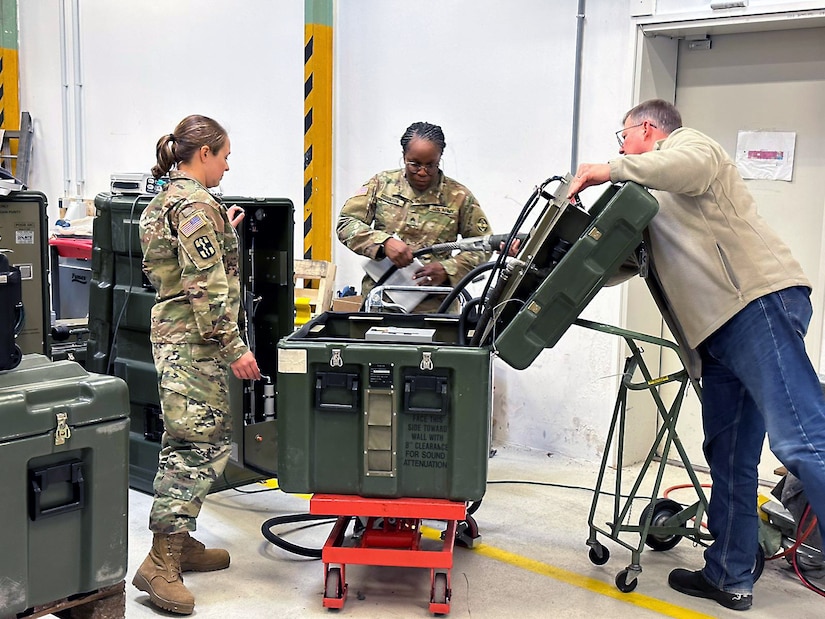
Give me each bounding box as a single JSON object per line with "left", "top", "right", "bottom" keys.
{"left": 303, "top": 0, "right": 334, "bottom": 261}
{"left": 570, "top": 0, "right": 586, "bottom": 172}
{"left": 71, "top": 0, "right": 84, "bottom": 197}
{"left": 59, "top": 0, "right": 71, "bottom": 197}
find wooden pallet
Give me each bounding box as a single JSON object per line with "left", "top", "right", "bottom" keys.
{"left": 13, "top": 581, "right": 125, "bottom": 619}
{"left": 294, "top": 259, "right": 336, "bottom": 327}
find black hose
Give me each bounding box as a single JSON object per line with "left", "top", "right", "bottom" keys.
{"left": 260, "top": 513, "right": 338, "bottom": 558}
{"left": 436, "top": 261, "right": 498, "bottom": 314}
{"left": 457, "top": 297, "right": 482, "bottom": 346}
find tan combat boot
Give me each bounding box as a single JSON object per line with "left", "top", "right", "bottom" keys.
{"left": 179, "top": 531, "right": 231, "bottom": 572}
{"left": 132, "top": 532, "right": 195, "bottom": 615}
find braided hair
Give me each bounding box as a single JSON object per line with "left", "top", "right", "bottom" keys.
{"left": 400, "top": 121, "right": 446, "bottom": 154}
{"left": 151, "top": 115, "right": 228, "bottom": 179}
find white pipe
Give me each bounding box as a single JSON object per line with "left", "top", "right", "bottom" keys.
{"left": 71, "top": 0, "right": 85, "bottom": 196}
{"left": 570, "top": 0, "right": 586, "bottom": 172}
{"left": 58, "top": 0, "right": 71, "bottom": 197}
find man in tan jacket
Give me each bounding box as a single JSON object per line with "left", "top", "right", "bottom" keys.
{"left": 569, "top": 99, "right": 825, "bottom": 611}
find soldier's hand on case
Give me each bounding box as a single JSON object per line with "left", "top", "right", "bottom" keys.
{"left": 384, "top": 237, "right": 413, "bottom": 267}
{"left": 231, "top": 351, "right": 261, "bottom": 381}
{"left": 227, "top": 205, "right": 245, "bottom": 229}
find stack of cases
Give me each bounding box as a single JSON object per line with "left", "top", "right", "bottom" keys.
{"left": 86, "top": 193, "right": 294, "bottom": 492}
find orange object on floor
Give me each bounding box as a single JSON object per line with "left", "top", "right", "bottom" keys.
{"left": 309, "top": 494, "right": 468, "bottom": 615}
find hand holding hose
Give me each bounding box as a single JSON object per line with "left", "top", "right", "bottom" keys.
{"left": 383, "top": 237, "right": 414, "bottom": 267}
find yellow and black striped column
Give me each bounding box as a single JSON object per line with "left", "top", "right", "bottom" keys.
{"left": 303, "top": 0, "right": 333, "bottom": 261}
{"left": 0, "top": 0, "right": 20, "bottom": 139}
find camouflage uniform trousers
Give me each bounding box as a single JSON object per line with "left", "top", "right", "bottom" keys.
{"left": 149, "top": 342, "right": 232, "bottom": 534}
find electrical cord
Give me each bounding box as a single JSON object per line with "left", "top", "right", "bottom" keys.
{"left": 666, "top": 481, "right": 825, "bottom": 594}
{"left": 789, "top": 505, "right": 825, "bottom": 596}
{"left": 107, "top": 195, "right": 142, "bottom": 375}
{"left": 261, "top": 513, "right": 337, "bottom": 559}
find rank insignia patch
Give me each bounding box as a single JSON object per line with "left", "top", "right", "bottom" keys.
{"left": 193, "top": 235, "right": 216, "bottom": 259}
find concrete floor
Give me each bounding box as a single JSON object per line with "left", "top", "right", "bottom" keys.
{"left": 126, "top": 444, "right": 824, "bottom": 618}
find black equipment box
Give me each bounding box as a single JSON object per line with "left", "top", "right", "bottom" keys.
{"left": 0, "top": 251, "right": 23, "bottom": 370}
{"left": 86, "top": 193, "right": 293, "bottom": 492}
{"left": 0, "top": 354, "right": 129, "bottom": 617}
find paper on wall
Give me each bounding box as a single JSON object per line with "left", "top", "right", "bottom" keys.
{"left": 735, "top": 130, "right": 795, "bottom": 181}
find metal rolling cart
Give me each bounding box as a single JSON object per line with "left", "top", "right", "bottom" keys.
{"left": 575, "top": 316, "right": 714, "bottom": 593}
{"left": 310, "top": 494, "right": 466, "bottom": 614}
{"left": 276, "top": 176, "right": 661, "bottom": 614}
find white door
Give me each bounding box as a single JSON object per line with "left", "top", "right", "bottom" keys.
{"left": 628, "top": 25, "right": 825, "bottom": 484}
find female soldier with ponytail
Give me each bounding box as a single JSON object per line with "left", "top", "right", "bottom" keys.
{"left": 133, "top": 114, "right": 260, "bottom": 615}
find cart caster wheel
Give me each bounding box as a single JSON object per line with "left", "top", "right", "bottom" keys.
{"left": 431, "top": 572, "right": 449, "bottom": 605}
{"left": 640, "top": 498, "right": 683, "bottom": 551}
{"left": 325, "top": 567, "right": 343, "bottom": 599}
{"left": 615, "top": 569, "right": 638, "bottom": 593}
{"left": 9, "top": 345, "right": 21, "bottom": 370}
{"left": 456, "top": 514, "right": 481, "bottom": 548}
{"left": 588, "top": 543, "right": 610, "bottom": 565}
{"left": 752, "top": 544, "right": 765, "bottom": 582}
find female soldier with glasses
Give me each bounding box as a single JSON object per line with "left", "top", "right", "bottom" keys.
{"left": 337, "top": 121, "right": 492, "bottom": 313}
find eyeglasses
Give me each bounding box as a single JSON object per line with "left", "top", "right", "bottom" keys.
{"left": 615, "top": 121, "right": 657, "bottom": 147}
{"left": 405, "top": 160, "right": 440, "bottom": 174}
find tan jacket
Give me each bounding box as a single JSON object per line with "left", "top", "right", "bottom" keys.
{"left": 610, "top": 127, "right": 810, "bottom": 349}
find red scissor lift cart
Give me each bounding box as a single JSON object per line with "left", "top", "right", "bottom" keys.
{"left": 276, "top": 177, "right": 660, "bottom": 614}
{"left": 311, "top": 494, "right": 466, "bottom": 613}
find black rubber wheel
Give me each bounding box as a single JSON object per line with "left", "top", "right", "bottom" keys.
{"left": 431, "top": 572, "right": 448, "bottom": 605}
{"left": 615, "top": 569, "right": 638, "bottom": 593}
{"left": 325, "top": 567, "right": 343, "bottom": 600}
{"left": 752, "top": 545, "right": 765, "bottom": 582}
{"left": 9, "top": 345, "right": 21, "bottom": 370}
{"left": 639, "top": 498, "right": 683, "bottom": 551}
{"left": 588, "top": 544, "right": 610, "bottom": 565}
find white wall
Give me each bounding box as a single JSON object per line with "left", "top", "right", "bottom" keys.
{"left": 332, "top": 0, "right": 637, "bottom": 461}
{"left": 19, "top": 0, "right": 305, "bottom": 218}
{"left": 15, "top": 0, "right": 672, "bottom": 463}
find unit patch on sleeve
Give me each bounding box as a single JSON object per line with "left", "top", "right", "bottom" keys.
{"left": 476, "top": 217, "right": 490, "bottom": 234}
{"left": 179, "top": 212, "right": 207, "bottom": 237}
{"left": 193, "top": 235, "right": 216, "bottom": 260}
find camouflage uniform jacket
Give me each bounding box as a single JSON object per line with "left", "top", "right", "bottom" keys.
{"left": 337, "top": 169, "right": 493, "bottom": 286}
{"left": 139, "top": 171, "right": 248, "bottom": 364}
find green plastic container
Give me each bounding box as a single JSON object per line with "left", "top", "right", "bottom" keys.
{"left": 87, "top": 192, "right": 294, "bottom": 492}
{"left": 493, "top": 181, "right": 659, "bottom": 369}
{"left": 0, "top": 355, "right": 129, "bottom": 617}
{"left": 277, "top": 313, "right": 492, "bottom": 501}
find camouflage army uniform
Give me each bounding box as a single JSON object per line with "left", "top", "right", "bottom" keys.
{"left": 139, "top": 171, "right": 248, "bottom": 534}
{"left": 337, "top": 169, "right": 492, "bottom": 312}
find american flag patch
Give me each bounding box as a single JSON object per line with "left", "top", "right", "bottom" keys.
{"left": 179, "top": 213, "right": 206, "bottom": 237}
{"left": 354, "top": 185, "right": 369, "bottom": 196}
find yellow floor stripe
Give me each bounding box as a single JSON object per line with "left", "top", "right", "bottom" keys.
{"left": 420, "top": 526, "right": 716, "bottom": 619}
{"left": 271, "top": 490, "right": 712, "bottom": 618}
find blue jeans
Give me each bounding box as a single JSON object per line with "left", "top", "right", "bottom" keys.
{"left": 698, "top": 286, "right": 825, "bottom": 594}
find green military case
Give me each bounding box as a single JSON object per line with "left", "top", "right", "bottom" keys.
{"left": 86, "top": 192, "right": 293, "bottom": 493}
{"left": 277, "top": 313, "right": 491, "bottom": 501}
{"left": 493, "top": 181, "right": 659, "bottom": 369}
{"left": 0, "top": 354, "right": 129, "bottom": 617}
{"left": 275, "top": 181, "right": 658, "bottom": 502}
{"left": 0, "top": 192, "right": 50, "bottom": 356}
